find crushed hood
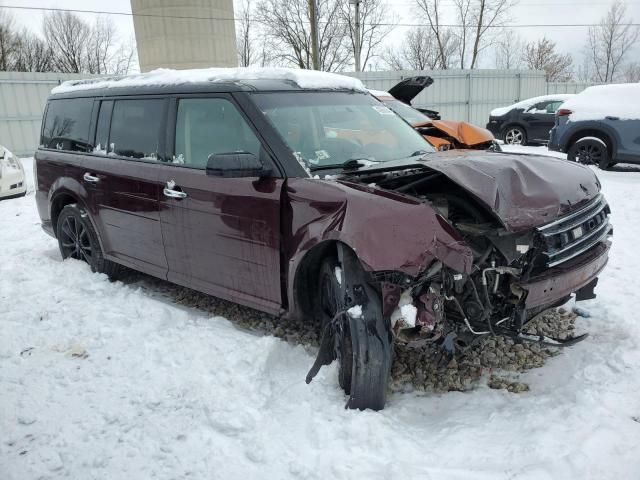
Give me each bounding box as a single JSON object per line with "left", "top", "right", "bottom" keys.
{"left": 352, "top": 151, "right": 601, "bottom": 232}
{"left": 423, "top": 151, "right": 601, "bottom": 231}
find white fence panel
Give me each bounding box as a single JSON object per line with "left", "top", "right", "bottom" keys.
{"left": 0, "top": 72, "right": 87, "bottom": 157}
{"left": 0, "top": 70, "right": 601, "bottom": 156}
{"left": 348, "top": 70, "right": 597, "bottom": 127}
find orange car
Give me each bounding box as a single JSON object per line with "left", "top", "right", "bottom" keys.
{"left": 370, "top": 76, "right": 501, "bottom": 152}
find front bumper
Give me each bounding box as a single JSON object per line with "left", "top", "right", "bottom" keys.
{"left": 517, "top": 241, "right": 610, "bottom": 308}
{"left": 0, "top": 168, "right": 26, "bottom": 198}
{"left": 485, "top": 120, "right": 502, "bottom": 137}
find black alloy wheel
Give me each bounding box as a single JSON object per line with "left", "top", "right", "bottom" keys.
{"left": 567, "top": 137, "right": 611, "bottom": 169}
{"left": 56, "top": 204, "right": 122, "bottom": 278}
{"left": 59, "top": 214, "right": 93, "bottom": 264}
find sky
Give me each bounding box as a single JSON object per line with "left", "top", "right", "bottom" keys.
{"left": 2, "top": 0, "right": 640, "bottom": 71}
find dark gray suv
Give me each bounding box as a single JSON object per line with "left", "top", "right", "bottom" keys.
{"left": 549, "top": 84, "right": 640, "bottom": 169}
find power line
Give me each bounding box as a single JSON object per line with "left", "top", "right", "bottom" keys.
{"left": 1, "top": 4, "right": 639, "bottom": 28}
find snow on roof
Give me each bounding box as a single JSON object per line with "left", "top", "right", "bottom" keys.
{"left": 561, "top": 83, "right": 640, "bottom": 121}
{"left": 490, "top": 94, "right": 575, "bottom": 117}
{"left": 368, "top": 88, "right": 392, "bottom": 98}
{"left": 51, "top": 67, "right": 367, "bottom": 94}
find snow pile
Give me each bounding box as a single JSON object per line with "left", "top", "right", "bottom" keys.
{"left": 368, "top": 88, "right": 392, "bottom": 98}
{"left": 347, "top": 305, "right": 363, "bottom": 318}
{"left": 51, "top": 67, "right": 367, "bottom": 94}
{"left": 562, "top": 83, "right": 640, "bottom": 121}
{"left": 3, "top": 154, "right": 640, "bottom": 478}
{"left": 490, "top": 94, "right": 575, "bottom": 117}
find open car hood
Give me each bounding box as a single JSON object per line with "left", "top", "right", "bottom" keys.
{"left": 349, "top": 151, "right": 601, "bottom": 232}
{"left": 388, "top": 76, "right": 433, "bottom": 105}
{"left": 413, "top": 119, "right": 495, "bottom": 146}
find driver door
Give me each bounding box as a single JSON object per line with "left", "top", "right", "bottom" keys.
{"left": 158, "top": 95, "right": 284, "bottom": 314}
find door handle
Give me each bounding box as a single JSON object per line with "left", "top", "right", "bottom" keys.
{"left": 163, "top": 180, "right": 187, "bottom": 199}
{"left": 605, "top": 116, "right": 620, "bottom": 121}
{"left": 83, "top": 172, "right": 100, "bottom": 183}
{"left": 163, "top": 188, "right": 187, "bottom": 199}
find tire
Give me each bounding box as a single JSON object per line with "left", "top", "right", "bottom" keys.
{"left": 567, "top": 137, "right": 610, "bottom": 169}
{"left": 56, "top": 204, "right": 122, "bottom": 279}
{"left": 503, "top": 126, "right": 527, "bottom": 146}
{"left": 318, "top": 253, "right": 393, "bottom": 410}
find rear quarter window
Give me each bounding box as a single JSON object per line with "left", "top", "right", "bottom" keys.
{"left": 41, "top": 98, "right": 93, "bottom": 152}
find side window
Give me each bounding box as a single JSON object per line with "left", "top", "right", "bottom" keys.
{"left": 546, "top": 101, "right": 563, "bottom": 113}
{"left": 41, "top": 98, "right": 93, "bottom": 152}
{"left": 94, "top": 100, "right": 113, "bottom": 154}
{"left": 175, "top": 98, "right": 260, "bottom": 169}
{"left": 527, "top": 102, "right": 550, "bottom": 114}
{"left": 109, "top": 99, "right": 164, "bottom": 160}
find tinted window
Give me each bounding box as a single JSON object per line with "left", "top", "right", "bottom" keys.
{"left": 109, "top": 99, "right": 164, "bottom": 160}
{"left": 41, "top": 98, "right": 93, "bottom": 151}
{"left": 94, "top": 100, "right": 113, "bottom": 154}
{"left": 175, "top": 98, "right": 260, "bottom": 169}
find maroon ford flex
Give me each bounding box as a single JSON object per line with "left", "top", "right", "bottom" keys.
{"left": 35, "top": 68, "right": 612, "bottom": 410}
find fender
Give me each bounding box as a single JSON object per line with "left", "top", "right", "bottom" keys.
{"left": 284, "top": 177, "right": 474, "bottom": 314}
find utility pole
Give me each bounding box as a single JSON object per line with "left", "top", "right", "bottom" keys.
{"left": 309, "top": 0, "right": 320, "bottom": 70}
{"left": 350, "top": 0, "right": 361, "bottom": 72}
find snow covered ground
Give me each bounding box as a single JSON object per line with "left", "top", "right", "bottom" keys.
{"left": 2, "top": 150, "right": 640, "bottom": 479}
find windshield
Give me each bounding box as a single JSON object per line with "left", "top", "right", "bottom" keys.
{"left": 382, "top": 98, "right": 431, "bottom": 125}
{"left": 252, "top": 92, "right": 434, "bottom": 170}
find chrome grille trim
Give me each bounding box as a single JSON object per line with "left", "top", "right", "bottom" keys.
{"left": 537, "top": 194, "right": 612, "bottom": 268}
{"left": 538, "top": 194, "right": 607, "bottom": 234}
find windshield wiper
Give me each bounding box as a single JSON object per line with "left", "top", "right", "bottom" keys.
{"left": 309, "top": 158, "right": 378, "bottom": 172}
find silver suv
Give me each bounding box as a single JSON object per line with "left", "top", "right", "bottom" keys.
{"left": 549, "top": 84, "right": 640, "bottom": 169}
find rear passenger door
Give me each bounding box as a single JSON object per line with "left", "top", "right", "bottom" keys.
{"left": 523, "top": 101, "right": 555, "bottom": 141}
{"left": 83, "top": 97, "right": 168, "bottom": 278}
{"left": 157, "top": 95, "right": 284, "bottom": 314}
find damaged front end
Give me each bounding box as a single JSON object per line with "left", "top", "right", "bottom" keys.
{"left": 342, "top": 154, "right": 612, "bottom": 356}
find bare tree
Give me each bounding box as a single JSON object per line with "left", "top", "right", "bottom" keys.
{"left": 493, "top": 29, "right": 523, "bottom": 69}
{"left": 43, "top": 11, "right": 91, "bottom": 73}
{"left": 42, "top": 11, "right": 136, "bottom": 74}
{"left": 622, "top": 62, "right": 640, "bottom": 82}
{"left": 256, "top": 0, "right": 349, "bottom": 71}
{"left": 339, "top": 0, "right": 394, "bottom": 71}
{"left": 415, "top": 0, "right": 457, "bottom": 69}
{"left": 11, "top": 30, "right": 52, "bottom": 72}
{"left": 586, "top": 0, "right": 640, "bottom": 82}
{"left": 237, "top": 0, "right": 257, "bottom": 67}
{"left": 417, "top": 0, "right": 512, "bottom": 69}
{"left": 382, "top": 27, "right": 444, "bottom": 71}
{"left": 0, "top": 11, "right": 18, "bottom": 71}
{"left": 522, "top": 37, "right": 573, "bottom": 81}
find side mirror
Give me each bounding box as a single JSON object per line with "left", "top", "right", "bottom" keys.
{"left": 206, "top": 152, "right": 271, "bottom": 178}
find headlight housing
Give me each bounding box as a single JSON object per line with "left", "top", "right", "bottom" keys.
{"left": 0, "top": 147, "right": 23, "bottom": 178}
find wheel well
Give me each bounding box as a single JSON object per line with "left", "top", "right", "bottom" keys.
{"left": 50, "top": 193, "right": 78, "bottom": 236}
{"left": 293, "top": 241, "right": 340, "bottom": 321}
{"left": 567, "top": 129, "right": 614, "bottom": 155}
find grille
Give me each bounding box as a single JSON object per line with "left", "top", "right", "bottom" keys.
{"left": 537, "top": 194, "right": 612, "bottom": 268}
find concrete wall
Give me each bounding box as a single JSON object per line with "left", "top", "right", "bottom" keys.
{"left": 0, "top": 72, "right": 88, "bottom": 157}
{"left": 348, "top": 70, "right": 598, "bottom": 127}
{"left": 131, "top": 0, "right": 237, "bottom": 71}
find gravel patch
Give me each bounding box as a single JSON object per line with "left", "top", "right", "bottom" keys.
{"left": 126, "top": 273, "right": 581, "bottom": 394}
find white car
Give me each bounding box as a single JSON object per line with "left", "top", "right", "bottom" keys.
{"left": 0, "top": 145, "right": 27, "bottom": 199}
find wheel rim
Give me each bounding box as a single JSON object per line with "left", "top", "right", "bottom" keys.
{"left": 505, "top": 128, "right": 523, "bottom": 145}
{"left": 60, "top": 216, "right": 92, "bottom": 264}
{"left": 576, "top": 144, "right": 603, "bottom": 164}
